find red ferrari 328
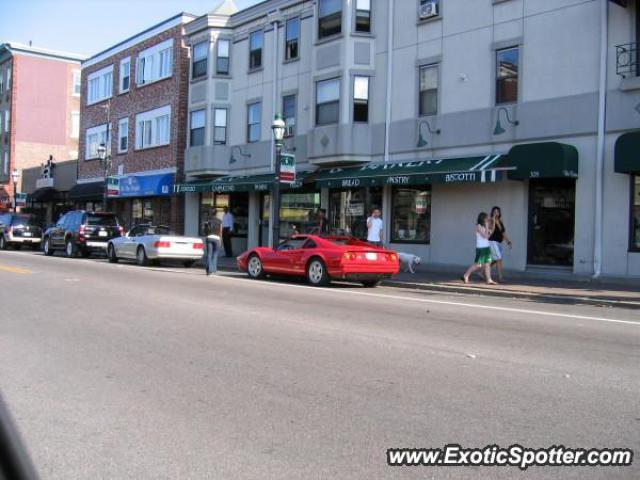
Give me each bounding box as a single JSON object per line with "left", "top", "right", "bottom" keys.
{"left": 237, "top": 235, "right": 400, "bottom": 287}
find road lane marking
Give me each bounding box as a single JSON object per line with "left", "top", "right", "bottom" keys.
{"left": 210, "top": 274, "right": 640, "bottom": 327}
{"left": 0, "top": 264, "right": 32, "bottom": 274}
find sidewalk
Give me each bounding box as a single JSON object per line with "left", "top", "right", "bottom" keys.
{"left": 213, "top": 256, "right": 640, "bottom": 310}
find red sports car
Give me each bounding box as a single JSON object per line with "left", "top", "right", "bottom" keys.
{"left": 237, "top": 235, "right": 399, "bottom": 287}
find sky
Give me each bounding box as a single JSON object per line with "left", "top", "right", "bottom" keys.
{"left": 0, "top": 0, "right": 262, "bottom": 57}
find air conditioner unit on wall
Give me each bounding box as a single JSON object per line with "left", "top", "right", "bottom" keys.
{"left": 419, "top": 1, "right": 438, "bottom": 19}
{"left": 284, "top": 125, "right": 295, "bottom": 137}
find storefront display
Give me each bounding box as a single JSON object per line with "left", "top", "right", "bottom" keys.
{"left": 260, "top": 191, "right": 321, "bottom": 243}
{"left": 391, "top": 187, "right": 431, "bottom": 243}
{"left": 199, "top": 192, "right": 248, "bottom": 237}
{"left": 329, "top": 187, "right": 382, "bottom": 239}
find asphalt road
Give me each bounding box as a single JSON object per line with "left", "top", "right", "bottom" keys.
{"left": 0, "top": 249, "right": 638, "bottom": 480}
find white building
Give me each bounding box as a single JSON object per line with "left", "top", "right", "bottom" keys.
{"left": 177, "top": 0, "right": 640, "bottom": 278}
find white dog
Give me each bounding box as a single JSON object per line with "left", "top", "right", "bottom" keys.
{"left": 397, "top": 252, "right": 422, "bottom": 274}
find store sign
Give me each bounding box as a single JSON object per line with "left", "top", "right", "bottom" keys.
{"left": 113, "top": 173, "right": 173, "bottom": 198}
{"left": 280, "top": 153, "right": 296, "bottom": 183}
{"left": 36, "top": 177, "right": 54, "bottom": 189}
{"left": 107, "top": 177, "right": 120, "bottom": 197}
{"left": 15, "top": 193, "right": 27, "bottom": 207}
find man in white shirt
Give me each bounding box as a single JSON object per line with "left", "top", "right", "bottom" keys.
{"left": 366, "top": 209, "right": 384, "bottom": 247}
{"left": 221, "top": 207, "right": 234, "bottom": 257}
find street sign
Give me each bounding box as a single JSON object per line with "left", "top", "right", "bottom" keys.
{"left": 15, "top": 193, "right": 27, "bottom": 207}
{"left": 107, "top": 176, "right": 120, "bottom": 197}
{"left": 280, "top": 153, "right": 296, "bottom": 184}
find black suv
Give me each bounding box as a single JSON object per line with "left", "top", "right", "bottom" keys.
{"left": 0, "top": 213, "right": 43, "bottom": 250}
{"left": 43, "top": 211, "right": 123, "bottom": 257}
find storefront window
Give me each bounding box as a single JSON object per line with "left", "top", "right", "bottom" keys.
{"left": 391, "top": 187, "right": 431, "bottom": 243}
{"left": 329, "top": 187, "right": 382, "bottom": 240}
{"left": 199, "top": 192, "right": 248, "bottom": 237}
{"left": 631, "top": 176, "right": 640, "bottom": 251}
{"left": 261, "top": 191, "right": 321, "bottom": 240}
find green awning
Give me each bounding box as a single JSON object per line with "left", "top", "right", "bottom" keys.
{"left": 174, "top": 172, "right": 312, "bottom": 194}
{"left": 614, "top": 131, "right": 640, "bottom": 174}
{"left": 314, "top": 155, "right": 507, "bottom": 188}
{"left": 503, "top": 142, "right": 579, "bottom": 180}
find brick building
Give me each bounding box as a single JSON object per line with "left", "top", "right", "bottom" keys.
{"left": 76, "top": 13, "right": 195, "bottom": 232}
{"left": 0, "top": 42, "right": 85, "bottom": 211}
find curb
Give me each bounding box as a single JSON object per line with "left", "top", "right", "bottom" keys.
{"left": 381, "top": 280, "right": 640, "bottom": 310}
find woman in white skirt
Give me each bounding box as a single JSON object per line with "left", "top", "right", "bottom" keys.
{"left": 488, "top": 206, "right": 512, "bottom": 283}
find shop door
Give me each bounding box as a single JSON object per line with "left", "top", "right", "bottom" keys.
{"left": 527, "top": 179, "right": 576, "bottom": 266}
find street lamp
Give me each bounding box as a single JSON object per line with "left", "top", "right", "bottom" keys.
{"left": 11, "top": 168, "right": 19, "bottom": 212}
{"left": 271, "top": 114, "right": 286, "bottom": 247}
{"left": 97, "top": 143, "right": 111, "bottom": 212}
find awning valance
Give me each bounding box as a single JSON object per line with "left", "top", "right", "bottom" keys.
{"left": 503, "top": 142, "right": 579, "bottom": 180}
{"left": 30, "top": 187, "right": 61, "bottom": 202}
{"left": 614, "top": 131, "right": 640, "bottom": 174}
{"left": 314, "top": 155, "right": 507, "bottom": 188}
{"left": 68, "top": 182, "right": 103, "bottom": 200}
{"left": 174, "top": 172, "right": 313, "bottom": 194}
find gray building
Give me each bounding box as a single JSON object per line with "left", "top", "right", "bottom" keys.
{"left": 177, "top": 0, "right": 640, "bottom": 278}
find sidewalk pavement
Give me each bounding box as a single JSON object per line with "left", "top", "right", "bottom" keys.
{"left": 212, "top": 255, "right": 640, "bottom": 310}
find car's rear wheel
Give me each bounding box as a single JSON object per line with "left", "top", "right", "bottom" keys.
{"left": 361, "top": 280, "right": 380, "bottom": 288}
{"left": 0, "top": 235, "right": 6, "bottom": 250}
{"left": 43, "top": 237, "right": 53, "bottom": 256}
{"left": 65, "top": 238, "right": 77, "bottom": 258}
{"left": 247, "top": 254, "right": 264, "bottom": 279}
{"left": 136, "top": 246, "right": 149, "bottom": 266}
{"left": 183, "top": 260, "right": 195, "bottom": 268}
{"left": 307, "top": 258, "right": 329, "bottom": 287}
{"left": 107, "top": 244, "right": 119, "bottom": 263}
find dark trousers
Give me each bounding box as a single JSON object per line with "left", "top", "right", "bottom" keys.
{"left": 205, "top": 238, "right": 219, "bottom": 275}
{"left": 222, "top": 227, "right": 233, "bottom": 257}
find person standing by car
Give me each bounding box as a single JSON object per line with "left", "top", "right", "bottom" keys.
{"left": 203, "top": 210, "right": 222, "bottom": 276}
{"left": 317, "top": 208, "right": 329, "bottom": 235}
{"left": 488, "top": 206, "right": 512, "bottom": 283}
{"left": 366, "top": 208, "right": 384, "bottom": 247}
{"left": 221, "top": 207, "right": 234, "bottom": 258}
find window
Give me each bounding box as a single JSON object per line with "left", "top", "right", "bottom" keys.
{"left": 216, "top": 39, "right": 230, "bottom": 75}
{"left": 419, "top": 0, "right": 440, "bottom": 18}
{"left": 136, "top": 38, "right": 173, "bottom": 86}
{"left": 72, "top": 70, "right": 81, "bottom": 96}
{"left": 496, "top": 47, "right": 519, "bottom": 104}
{"left": 70, "top": 112, "right": 80, "bottom": 139}
{"left": 192, "top": 42, "right": 208, "bottom": 79}
{"left": 631, "top": 176, "right": 640, "bottom": 251}
{"left": 0, "top": 69, "right": 3, "bottom": 93}
{"left": 329, "top": 187, "right": 382, "bottom": 239}
{"left": 355, "top": 0, "right": 371, "bottom": 33}
{"left": 119, "top": 57, "right": 130, "bottom": 93}
{"left": 118, "top": 118, "right": 129, "bottom": 153}
{"left": 316, "top": 78, "right": 340, "bottom": 125}
{"left": 318, "top": 0, "right": 342, "bottom": 39}
{"left": 249, "top": 31, "right": 263, "bottom": 70}
{"left": 261, "top": 191, "right": 320, "bottom": 239}
{"left": 190, "top": 109, "right": 206, "bottom": 147}
{"left": 199, "top": 192, "right": 249, "bottom": 237}
{"left": 87, "top": 65, "right": 113, "bottom": 104}
{"left": 213, "top": 108, "right": 227, "bottom": 145}
{"left": 391, "top": 187, "right": 431, "bottom": 243}
{"left": 285, "top": 17, "right": 300, "bottom": 61}
{"left": 6, "top": 65, "right": 11, "bottom": 90}
{"left": 5, "top": 110, "right": 10, "bottom": 133}
{"left": 85, "top": 124, "right": 108, "bottom": 159}
{"left": 2, "top": 151, "right": 8, "bottom": 176}
{"left": 135, "top": 105, "right": 171, "bottom": 149}
{"left": 419, "top": 64, "right": 438, "bottom": 116}
{"left": 247, "top": 102, "right": 261, "bottom": 143}
{"left": 283, "top": 95, "right": 296, "bottom": 136}
{"left": 353, "top": 76, "right": 369, "bottom": 123}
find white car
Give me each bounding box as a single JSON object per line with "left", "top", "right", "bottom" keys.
{"left": 107, "top": 224, "right": 204, "bottom": 267}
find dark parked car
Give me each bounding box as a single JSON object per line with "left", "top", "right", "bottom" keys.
{"left": 42, "top": 211, "right": 123, "bottom": 257}
{"left": 0, "top": 213, "right": 43, "bottom": 250}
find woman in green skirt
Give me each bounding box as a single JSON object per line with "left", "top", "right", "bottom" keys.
{"left": 462, "top": 212, "right": 497, "bottom": 285}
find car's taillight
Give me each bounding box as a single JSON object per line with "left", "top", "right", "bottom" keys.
{"left": 193, "top": 242, "right": 204, "bottom": 250}
{"left": 79, "top": 225, "right": 86, "bottom": 236}
{"left": 387, "top": 253, "right": 398, "bottom": 262}
{"left": 154, "top": 241, "right": 171, "bottom": 248}
{"left": 342, "top": 252, "right": 357, "bottom": 261}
